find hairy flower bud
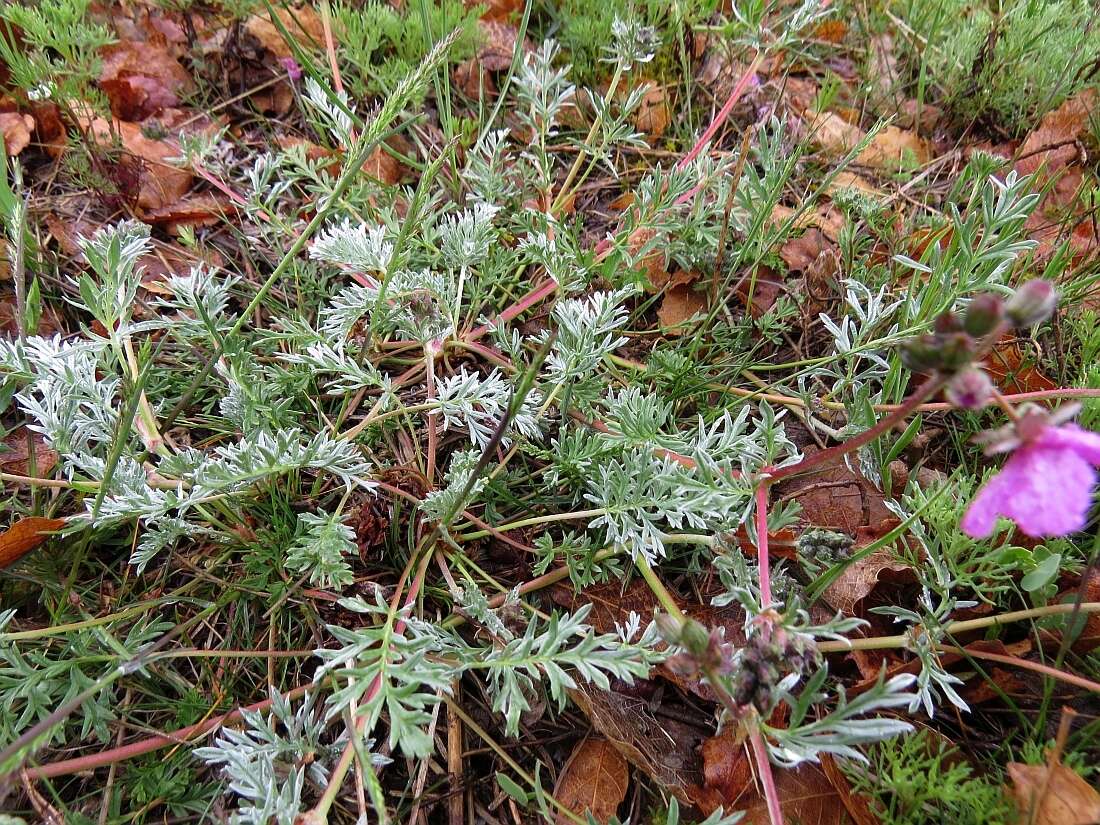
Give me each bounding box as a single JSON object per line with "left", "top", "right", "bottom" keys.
{"left": 963, "top": 294, "right": 1004, "bottom": 337}
{"left": 933, "top": 311, "right": 963, "bottom": 335}
{"left": 937, "top": 332, "right": 977, "bottom": 373}
{"left": 946, "top": 368, "right": 994, "bottom": 410}
{"left": 1006, "top": 280, "right": 1057, "bottom": 327}
{"left": 900, "top": 334, "right": 943, "bottom": 373}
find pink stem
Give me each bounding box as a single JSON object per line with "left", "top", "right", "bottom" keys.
{"left": 749, "top": 728, "right": 785, "bottom": 825}
{"left": 755, "top": 482, "right": 772, "bottom": 607}
{"left": 466, "top": 279, "right": 558, "bottom": 342}
{"left": 28, "top": 684, "right": 314, "bottom": 779}
{"left": 678, "top": 52, "right": 763, "bottom": 170}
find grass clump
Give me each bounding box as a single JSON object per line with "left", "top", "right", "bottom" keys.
{"left": 894, "top": 0, "right": 1100, "bottom": 133}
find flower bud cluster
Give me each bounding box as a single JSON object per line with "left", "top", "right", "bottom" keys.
{"left": 732, "top": 621, "right": 817, "bottom": 714}
{"left": 900, "top": 282, "right": 1057, "bottom": 412}
{"left": 796, "top": 528, "right": 853, "bottom": 577}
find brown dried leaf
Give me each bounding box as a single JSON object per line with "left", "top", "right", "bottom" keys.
{"left": 81, "top": 116, "right": 193, "bottom": 211}
{"left": 363, "top": 145, "right": 402, "bottom": 186}
{"left": 142, "top": 192, "right": 236, "bottom": 231}
{"left": 823, "top": 546, "right": 912, "bottom": 617}
{"left": 453, "top": 57, "right": 495, "bottom": 99}
{"left": 471, "top": 0, "right": 523, "bottom": 20}
{"left": 984, "top": 338, "right": 1057, "bottom": 394}
{"left": 628, "top": 226, "right": 667, "bottom": 291}
{"left": 771, "top": 203, "right": 845, "bottom": 242}
{"left": 568, "top": 686, "right": 707, "bottom": 809}
{"left": 780, "top": 228, "right": 832, "bottom": 274}
{"left": 634, "top": 82, "right": 670, "bottom": 139}
{"left": 1016, "top": 89, "right": 1096, "bottom": 178}
{"left": 0, "top": 429, "right": 59, "bottom": 478}
{"left": 553, "top": 739, "right": 629, "bottom": 825}
{"left": 99, "top": 40, "right": 194, "bottom": 121}
{"left": 0, "top": 517, "right": 67, "bottom": 569}
{"left": 477, "top": 19, "right": 529, "bottom": 71}
{"left": 245, "top": 6, "right": 325, "bottom": 59}
{"left": 658, "top": 271, "right": 707, "bottom": 333}
{"left": 1007, "top": 761, "right": 1100, "bottom": 825}
{"left": 779, "top": 454, "right": 896, "bottom": 534}
{"left": 696, "top": 727, "right": 754, "bottom": 813}
{"left": 740, "top": 761, "right": 852, "bottom": 825}
{"left": 0, "top": 112, "right": 34, "bottom": 156}
{"left": 809, "top": 111, "right": 930, "bottom": 169}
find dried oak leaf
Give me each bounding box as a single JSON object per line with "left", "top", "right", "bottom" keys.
{"left": 0, "top": 517, "right": 67, "bottom": 569}
{"left": 99, "top": 40, "right": 195, "bottom": 121}
{"left": 822, "top": 544, "right": 913, "bottom": 616}
{"left": 142, "top": 192, "right": 236, "bottom": 232}
{"left": 658, "top": 271, "right": 707, "bottom": 332}
{"left": 1007, "top": 761, "right": 1100, "bottom": 825}
{"left": 0, "top": 112, "right": 34, "bottom": 156}
{"left": 471, "top": 0, "right": 524, "bottom": 20}
{"left": 734, "top": 266, "right": 784, "bottom": 318}
{"left": 245, "top": 6, "right": 325, "bottom": 59}
{"left": 694, "top": 726, "right": 754, "bottom": 814}
{"left": 1015, "top": 89, "right": 1096, "bottom": 178}
{"left": 771, "top": 203, "right": 845, "bottom": 242}
{"left": 780, "top": 228, "right": 832, "bottom": 274}
{"left": 553, "top": 738, "right": 629, "bottom": 825}
{"left": 778, "top": 452, "right": 896, "bottom": 534}
{"left": 985, "top": 338, "right": 1057, "bottom": 395}
{"left": 0, "top": 429, "right": 59, "bottom": 478}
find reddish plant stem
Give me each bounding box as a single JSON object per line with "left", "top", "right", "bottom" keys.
{"left": 766, "top": 374, "right": 945, "bottom": 484}
{"left": 466, "top": 278, "right": 558, "bottom": 343}
{"left": 678, "top": 52, "right": 763, "bottom": 170}
{"left": 750, "top": 728, "right": 785, "bottom": 825}
{"left": 27, "top": 684, "right": 315, "bottom": 779}
{"left": 755, "top": 482, "right": 773, "bottom": 607}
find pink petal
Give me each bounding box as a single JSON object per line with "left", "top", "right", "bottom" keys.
{"left": 1039, "top": 424, "right": 1100, "bottom": 465}
{"left": 998, "top": 446, "right": 1095, "bottom": 537}
{"left": 962, "top": 465, "right": 1016, "bottom": 538}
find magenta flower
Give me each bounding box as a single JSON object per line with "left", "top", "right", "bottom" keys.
{"left": 963, "top": 406, "right": 1100, "bottom": 538}
{"left": 279, "top": 57, "right": 302, "bottom": 83}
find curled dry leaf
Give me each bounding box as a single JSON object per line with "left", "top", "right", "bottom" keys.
{"left": 553, "top": 738, "right": 629, "bottom": 825}
{"left": 1007, "top": 761, "right": 1100, "bottom": 825}
{"left": 0, "top": 517, "right": 67, "bottom": 569}
{"left": 142, "top": 192, "right": 236, "bottom": 232}
{"left": 0, "top": 112, "right": 35, "bottom": 156}
{"left": 823, "top": 545, "right": 913, "bottom": 617}
{"left": 693, "top": 726, "right": 754, "bottom": 814}
{"left": 99, "top": 40, "right": 195, "bottom": 121}
{"left": 244, "top": 6, "right": 325, "bottom": 59}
